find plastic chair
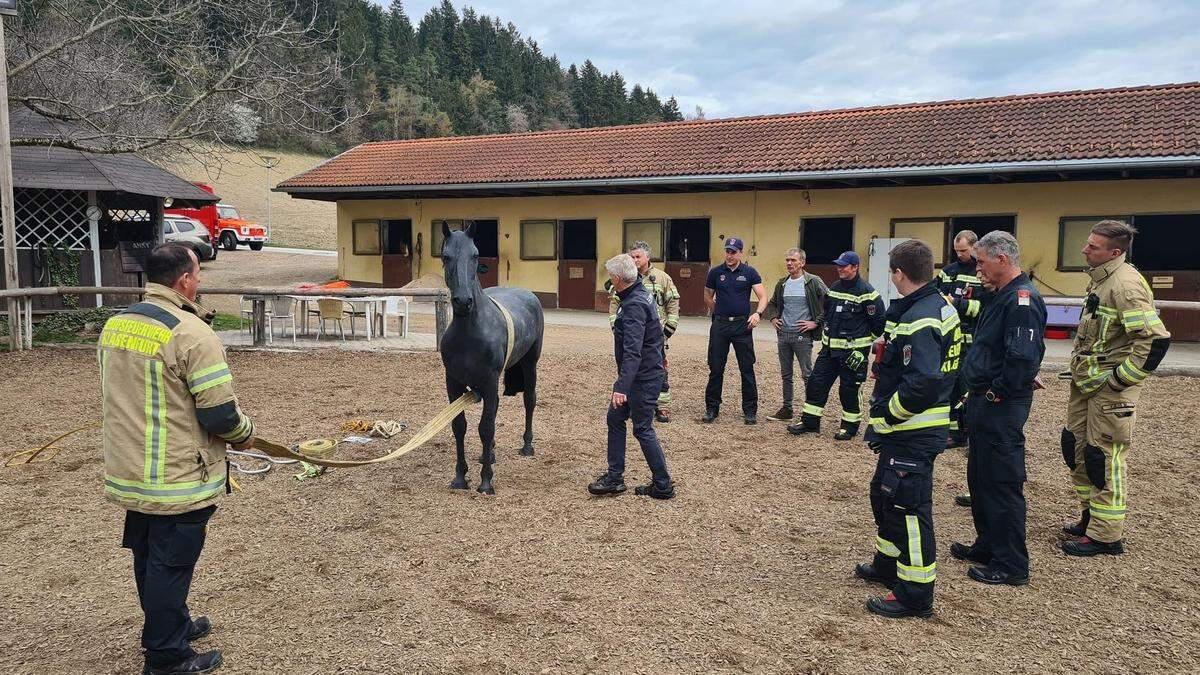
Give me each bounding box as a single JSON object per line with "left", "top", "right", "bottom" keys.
{"left": 345, "top": 300, "right": 371, "bottom": 340}
{"left": 315, "top": 299, "right": 348, "bottom": 341}
{"left": 377, "top": 296, "right": 410, "bottom": 338}
{"left": 267, "top": 296, "right": 297, "bottom": 344}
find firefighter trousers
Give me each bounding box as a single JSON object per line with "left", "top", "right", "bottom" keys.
{"left": 799, "top": 347, "right": 867, "bottom": 431}
{"left": 965, "top": 393, "right": 1030, "bottom": 577}
{"left": 869, "top": 446, "right": 937, "bottom": 610}
{"left": 1064, "top": 381, "right": 1140, "bottom": 542}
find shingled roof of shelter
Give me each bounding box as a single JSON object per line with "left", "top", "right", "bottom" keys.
{"left": 279, "top": 82, "right": 1200, "bottom": 191}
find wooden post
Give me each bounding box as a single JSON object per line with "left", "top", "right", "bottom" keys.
{"left": 0, "top": 17, "right": 21, "bottom": 350}
{"left": 434, "top": 294, "right": 448, "bottom": 349}
{"left": 252, "top": 297, "right": 266, "bottom": 347}
{"left": 88, "top": 191, "right": 101, "bottom": 308}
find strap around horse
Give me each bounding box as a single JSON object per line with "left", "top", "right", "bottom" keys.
{"left": 490, "top": 295, "right": 516, "bottom": 370}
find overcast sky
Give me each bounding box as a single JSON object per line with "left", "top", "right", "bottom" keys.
{"left": 393, "top": 0, "right": 1200, "bottom": 119}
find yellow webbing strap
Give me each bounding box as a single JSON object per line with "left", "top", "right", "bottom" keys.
{"left": 252, "top": 392, "right": 479, "bottom": 468}
{"left": 6, "top": 421, "right": 101, "bottom": 467}
{"left": 491, "top": 295, "right": 516, "bottom": 370}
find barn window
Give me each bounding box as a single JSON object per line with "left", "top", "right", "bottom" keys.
{"left": 891, "top": 218, "right": 949, "bottom": 262}
{"left": 1058, "top": 216, "right": 1122, "bottom": 271}
{"left": 430, "top": 219, "right": 463, "bottom": 256}
{"left": 520, "top": 220, "right": 557, "bottom": 260}
{"left": 352, "top": 220, "right": 380, "bottom": 255}
{"left": 623, "top": 219, "right": 664, "bottom": 261}
{"left": 800, "top": 216, "right": 854, "bottom": 264}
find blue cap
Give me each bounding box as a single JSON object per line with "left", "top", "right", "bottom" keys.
{"left": 833, "top": 251, "right": 860, "bottom": 266}
{"left": 724, "top": 236, "right": 744, "bottom": 252}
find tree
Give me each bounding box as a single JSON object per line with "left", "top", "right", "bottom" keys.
{"left": 661, "top": 96, "right": 684, "bottom": 122}
{"left": 7, "top": 0, "right": 351, "bottom": 161}
{"left": 504, "top": 103, "right": 529, "bottom": 133}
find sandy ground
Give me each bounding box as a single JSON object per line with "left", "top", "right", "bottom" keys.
{"left": 2, "top": 314, "right": 1200, "bottom": 674}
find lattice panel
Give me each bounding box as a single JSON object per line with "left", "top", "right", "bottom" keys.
{"left": 14, "top": 188, "right": 90, "bottom": 250}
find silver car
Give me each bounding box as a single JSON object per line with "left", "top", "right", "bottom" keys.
{"left": 164, "top": 215, "right": 216, "bottom": 261}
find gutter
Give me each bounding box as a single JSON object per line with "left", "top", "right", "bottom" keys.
{"left": 275, "top": 155, "right": 1200, "bottom": 194}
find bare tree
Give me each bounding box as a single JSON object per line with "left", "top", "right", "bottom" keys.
{"left": 6, "top": 0, "right": 355, "bottom": 163}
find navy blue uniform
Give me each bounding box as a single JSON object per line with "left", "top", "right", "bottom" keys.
{"left": 795, "top": 275, "right": 885, "bottom": 435}
{"left": 865, "top": 282, "right": 963, "bottom": 611}
{"left": 938, "top": 258, "right": 989, "bottom": 441}
{"left": 960, "top": 273, "right": 1046, "bottom": 578}
{"left": 704, "top": 262, "right": 762, "bottom": 417}
{"left": 607, "top": 279, "right": 670, "bottom": 488}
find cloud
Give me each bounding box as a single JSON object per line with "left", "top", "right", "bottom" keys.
{"left": 386, "top": 0, "right": 1200, "bottom": 117}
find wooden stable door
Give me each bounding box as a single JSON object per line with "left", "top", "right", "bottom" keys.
{"left": 382, "top": 219, "right": 413, "bottom": 288}
{"left": 1144, "top": 271, "right": 1200, "bottom": 341}
{"left": 558, "top": 219, "right": 598, "bottom": 310}
{"left": 473, "top": 219, "right": 500, "bottom": 288}
{"left": 665, "top": 262, "right": 710, "bottom": 315}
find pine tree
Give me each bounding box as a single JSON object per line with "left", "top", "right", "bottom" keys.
{"left": 661, "top": 96, "right": 684, "bottom": 122}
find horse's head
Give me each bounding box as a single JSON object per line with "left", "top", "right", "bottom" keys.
{"left": 441, "top": 222, "right": 480, "bottom": 316}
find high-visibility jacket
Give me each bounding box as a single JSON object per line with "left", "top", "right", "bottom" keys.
{"left": 608, "top": 266, "right": 680, "bottom": 338}
{"left": 821, "top": 275, "right": 886, "bottom": 351}
{"left": 1070, "top": 254, "right": 1171, "bottom": 394}
{"left": 938, "top": 258, "right": 986, "bottom": 342}
{"left": 99, "top": 284, "right": 254, "bottom": 515}
{"left": 866, "top": 282, "right": 963, "bottom": 447}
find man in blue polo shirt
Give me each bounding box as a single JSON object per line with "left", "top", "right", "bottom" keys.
{"left": 703, "top": 236, "right": 768, "bottom": 424}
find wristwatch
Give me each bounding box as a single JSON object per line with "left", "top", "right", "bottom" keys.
{"left": 985, "top": 389, "right": 1002, "bottom": 403}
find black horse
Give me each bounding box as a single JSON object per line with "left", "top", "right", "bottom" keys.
{"left": 439, "top": 223, "right": 544, "bottom": 494}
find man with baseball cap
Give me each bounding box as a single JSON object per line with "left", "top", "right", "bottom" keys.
{"left": 703, "top": 236, "right": 768, "bottom": 424}
{"left": 788, "top": 250, "right": 885, "bottom": 440}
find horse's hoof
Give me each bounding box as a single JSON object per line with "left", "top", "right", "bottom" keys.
{"left": 450, "top": 478, "right": 470, "bottom": 490}
{"left": 519, "top": 447, "right": 535, "bottom": 457}
{"left": 477, "top": 483, "right": 496, "bottom": 495}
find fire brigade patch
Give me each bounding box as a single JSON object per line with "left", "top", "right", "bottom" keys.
{"left": 902, "top": 344, "right": 912, "bottom": 365}
{"left": 1018, "top": 289, "right": 1031, "bottom": 306}
{"left": 719, "top": 274, "right": 726, "bottom": 282}
{"left": 866, "top": 304, "right": 876, "bottom": 315}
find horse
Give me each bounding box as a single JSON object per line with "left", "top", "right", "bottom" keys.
{"left": 439, "top": 223, "right": 544, "bottom": 494}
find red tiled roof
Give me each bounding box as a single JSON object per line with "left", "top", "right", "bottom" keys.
{"left": 280, "top": 82, "right": 1200, "bottom": 189}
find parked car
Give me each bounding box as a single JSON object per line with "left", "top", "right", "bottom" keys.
{"left": 165, "top": 183, "right": 269, "bottom": 251}
{"left": 164, "top": 215, "right": 217, "bottom": 261}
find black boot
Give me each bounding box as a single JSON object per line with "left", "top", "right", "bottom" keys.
{"left": 654, "top": 408, "right": 671, "bottom": 423}
{"left": 701, "top": 409, "right": 718, "bottom": 423}
{"left": 968, "top": 565, "right": 1029, "bottom": 586}
{"left": 634, "top": 482, "right": 676, "bottom": 500}
{"left": 866, "top": 593, "right": 932, "bottom": 619}
{"left": 186, "top": 616, "right": 212, "bottom": 642}
{"left": 766, "top": 406, "right": 793, "bottom": 421}
{"left": 954, "top": 492, "right": 972, "bottom": 507}
{"left": 148, "top": 650, "right": 223, "bottom": 675}
{"left": 833, "top": 424, "right": 859, "bottom": 441}
{"left": 1063, "top": 537, "right": 1125, "bottom": 557}
{"left": 587, "top": 473, "right": 626, "bottom": 496}
{"left": 946, "top": 432, "right": 967, "bottom": 449}
{"left": 949, "top": 541, "right": 990, "bottom": 565}
{"left": 1062, "top": 509, "right": 1090, "bottom": 537}
{"left": 854, "top": 563, "right": 895, "bottom": 589}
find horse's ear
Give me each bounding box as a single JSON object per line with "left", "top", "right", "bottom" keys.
{"left": 441, "top": 221, "right": 452, "bottom": 240}
{"left": 463, "top": 220, "right": 476, "bottom": 240}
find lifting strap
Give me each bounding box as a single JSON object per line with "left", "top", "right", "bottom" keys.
{"left": 491, "top": 294, "right": 516, "bottom": 370}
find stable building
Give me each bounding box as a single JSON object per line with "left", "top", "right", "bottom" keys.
{"left": 277, "top": 82, "right": 1200, "bottom": 340}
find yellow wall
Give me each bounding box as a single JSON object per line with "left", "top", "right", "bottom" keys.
{"left": 333, "top": 178, "right": 1200, "bottom": 299}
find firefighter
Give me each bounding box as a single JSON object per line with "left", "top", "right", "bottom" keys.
{"left": 939, "top": 230, "right": 986, "bottom": 450}
{"left": 949, "top": 231, "right": 1045, "bottom": 586}
{"left": 99, "top": 244, "right": 255, "bottom": 675}
{"left": 1062, "top": 220, "right": 1171, "bottom": 556}
{"left": 855, "top": 239, "right": 961, "bottom": 619}
{"left": 787, "top": 251, "right": 885, "bottom": 440}
{"left": 608, "top": 240, "right": 680, "bottom": 422}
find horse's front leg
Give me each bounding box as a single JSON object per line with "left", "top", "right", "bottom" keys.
{"left": 477, "top": 380, "right": 500, "bottom": 495}
{"left": 447, "top": 376, "right": 470, "bottom": 490}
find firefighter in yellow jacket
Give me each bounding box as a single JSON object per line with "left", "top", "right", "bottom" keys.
{"left": 608, "top": 241, "right": 681, "bottom": 422}
{"left": 1062, "top": 220, "right": 1170, "bottom": 557}
{"left": 100, "top": 243, "right": 254, "bottom": 674}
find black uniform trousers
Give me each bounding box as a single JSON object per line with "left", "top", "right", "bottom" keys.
{"left": 799, "top": 347, "right": 867, "bottom": 430}
{"left": 948, "top": 342, "right": 973, "bottom": 439}
{"left": 705, "top": 317, "right": 757, "bottom": 416}
{"left": 965, "top": 393, "right": 1031, "bottom": 576}
{"left": 122, "top": 505, "right": 216, "bottom": 667}
{"left": 607, "top": 375, "right": 671, "bottom": 489}
{"left": 870, "top": 444, "right": 938, "bottom": 610}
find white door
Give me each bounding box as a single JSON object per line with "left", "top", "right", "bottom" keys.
{"left": 868, "top": 237, "right": 910, "bottom": 307}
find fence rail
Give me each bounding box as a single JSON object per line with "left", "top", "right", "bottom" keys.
{"left": 1, "top": 285, "right": 451, "bottom": 350}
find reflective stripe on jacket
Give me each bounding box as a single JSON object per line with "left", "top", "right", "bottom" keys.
{"left": 821, "top": 275, "right": 886, "bottom": 351}
{"left": 938, "top": 258, "right": 986, "bottom": 341}
{"left": 1070, "top": 254, "right": 1171, "bottom": 394}
{"left": 99, "top": 284, "right": 254, "bottom": 515}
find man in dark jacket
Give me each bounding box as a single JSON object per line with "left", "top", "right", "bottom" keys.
{"left": 787, "top": 251, "right": 885, "bottom": 440}
{"left": 855, "top": 239, "right": 962, "bottom": 619}
{"left": 950, "top": 231, "right": 1046, "bottom": 586}
{"left": 588, "top": 253, "right": 675, "bottom": 500}
{"left": 763, "top": 247, "right": 829, "bottom": 421}
{"left": 938, "top": 230, "right": 986, "bottom": 450}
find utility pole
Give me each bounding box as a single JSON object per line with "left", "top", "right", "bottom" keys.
{"left": 262, "top": 155, "right": 278, "bottom": 236}
{"left": 0, "top": 6, "right": 21, "bottom": 350}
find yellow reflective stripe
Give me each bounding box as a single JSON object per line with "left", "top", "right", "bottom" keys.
{"left": 825, "top": 336, "right": 875, "bottom": 349}
{"left": 188, "top": 363, "right": 233, "bottom": 394}
{"left": 955, "top": 274, "right": 980, "bottom": 284}
{"left": 875, "top": 536, "right": 900, "bottom": 558}
{"left": 906, "top": 515, "right": 923, "bottom": 568}
{"left": 868, "top": 406, "right": 951, "bottom": 434}
{"left": 1117, "top": 360, "right": 1147, "bottom": 384}
{"left": 888, "top": 393, "right": 915, "bottom": 421}
{"left": 1089, "top": 501, "right": 1126, "bottom": 520}
{"left": 897, "top": 562, "right": 937, "bottom": 583}
{"left": 802, "top": 403, "right": 824, "bottom": 417}
{"left": 841, "top": 410, "right": 863, "bottom": 423}
{"left": 1113, "top": 443, "right": 1125, "bottom": 508}
{"left": 1074, "top": 485, "right": 1092, "bottom": 498}
{"left": 1094, "top": 305, "right": 1118, "bottom": 317}
{"left": 143, "top": 361, "right": 166, "bottom": 485}
{"left": 105, "top": 474, "right": 225, "bottom": 503}
{"left": 828, "top": 290, "right": 880, "bottom": 303}
{"left": 219, "top": 413, "right": 252, "bottom": 442}
{"left": 965, "top": 299, "right": 981, "bottom": 318}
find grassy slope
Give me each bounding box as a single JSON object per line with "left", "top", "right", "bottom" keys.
{"left": 162, "top": 147, "right": 338, "bottom": 250}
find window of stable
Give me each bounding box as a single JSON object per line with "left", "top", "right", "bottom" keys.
{"left": 621, "top": 217, "right": 711, "bottom": 315}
